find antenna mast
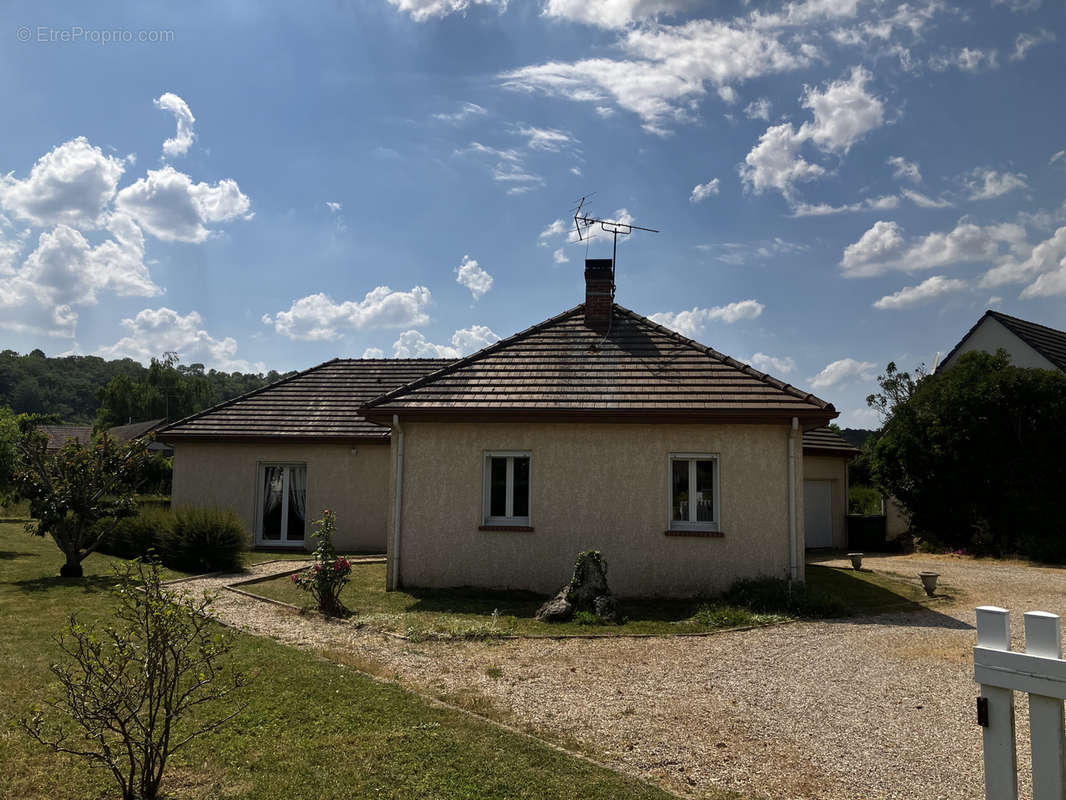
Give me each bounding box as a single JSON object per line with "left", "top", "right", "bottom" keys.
{"left": 572, "top": 196, "right": 659, "bottom": 277}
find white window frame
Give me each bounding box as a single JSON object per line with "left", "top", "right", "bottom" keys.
{"left": 256, "top": 462, "right": 308, "bottom": 547}
{"left": 668, "top": 453, "right": 720, "bottom": 532}
{"left": 483, "top": 451, "right": 533, "bottom": 526}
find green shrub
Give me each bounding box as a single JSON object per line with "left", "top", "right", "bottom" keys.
{"left": 97, "top": 507, "right": 173, "bottom": 560}
{"left": 848, "top": 485, "right": 882, "bottom": 516}
{"left": 166, "top": 507, "right": 247, "bottom": 573}
{"left": 692, "top": 603, "right": 757, "bottom": 628}
{"left": 722, "top": 577, "right": 847, "bottom": 619}
{"left": 573, "top": 610, "right": 604, "bottom": 626}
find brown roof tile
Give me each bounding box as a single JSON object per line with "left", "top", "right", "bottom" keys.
{"left": 37, "top": 424, "right": 94, "bottom": 452}
{"left": 945, "top": 310, "right": 1066, "bottom": 372}
{"left": 802, "top": 426, "right": 861, "bottom": 456}
{"left": 362, "top": 305, "right": 836, "bottom": 422}
{"left": 158, "top": 359, "right": 452, "bottom": 442}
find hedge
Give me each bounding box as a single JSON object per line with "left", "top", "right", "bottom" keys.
{"left": 95, "top": 506, "right": 247, "bottom": 573}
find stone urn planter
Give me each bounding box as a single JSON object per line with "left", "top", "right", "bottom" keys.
{"left": 847, "top": 552, "right": 864, "bottom": 570}
{"left": 919, "top": 571, "right": 940, "bottom": 597}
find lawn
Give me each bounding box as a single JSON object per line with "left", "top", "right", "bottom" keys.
{"left": 247, "top": 559, "right": 936, "bottom": 639}
{"left": 0, "top": 523, "right": 677, "bottom": 800}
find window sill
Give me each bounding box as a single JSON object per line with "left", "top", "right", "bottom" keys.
{"left": 479, "top": 525, "right": 535, "bottom": 532}
{"left": 664, "top": 529, "right": 723, "bottom": 538}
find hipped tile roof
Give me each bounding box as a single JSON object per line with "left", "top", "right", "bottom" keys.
{"left": 362, "top": 304, "right": 835, "bottom": 421}
{"left": 107, "top": 418, "right": 167, "bottom": 443}
{"left": 802, "top": 426, "right": 861, "bottom": 456}
{"left": 37, "top": 424, "right": 93, "bottom": 452}
{"left": 158, "top": 359, "right": 452, "bottom": 442}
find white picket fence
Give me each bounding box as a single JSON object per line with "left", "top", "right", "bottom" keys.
{"left": 974, "top": 606, "right": 1066, "bottom": 800}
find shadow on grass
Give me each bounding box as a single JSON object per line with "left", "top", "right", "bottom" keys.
{"left": 807, "top": 565, "right": 971, "bottom": 630}
{"left": 12, "top": 574, "right": 118, "bottom": 594}
{"left": 0, "top": 550, "right": 37, "bottom": 560}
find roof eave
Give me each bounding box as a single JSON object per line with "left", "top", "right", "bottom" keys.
{"left": 360, "top": 406, "right": 837, "bottom": 426}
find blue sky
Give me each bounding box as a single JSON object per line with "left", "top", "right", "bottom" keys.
{"left": 1, "top": 0, "right": 1064, "bottom": 427}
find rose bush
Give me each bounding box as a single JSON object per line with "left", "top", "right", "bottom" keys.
{"left": 291, "top": 509, "right": 351, "bottom": 616}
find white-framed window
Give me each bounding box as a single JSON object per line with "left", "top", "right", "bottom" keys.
{"left": 257, "top": 462, "right": 308, "bottom": 546}
{"left": 483, "top": 451, "right": 532, "bottom": 526}
{"left": 668, "top": 453, "right": 719, "bottom": 532}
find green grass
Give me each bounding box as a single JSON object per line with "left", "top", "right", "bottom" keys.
{"left": 0, "top": 523, "right": 677, "bottom": 800}
{"left": 249, "top": 560, "right": 934, "bottom": 639}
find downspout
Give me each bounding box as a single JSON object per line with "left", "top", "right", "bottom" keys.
{"left": 391, "top": 414, "right": 404, "bottom": 590}
{"left": 788, "top": 416, "right": 798, "bottom": 582}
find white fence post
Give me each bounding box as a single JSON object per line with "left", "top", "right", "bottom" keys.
{"left": 976, "top": 605, "right": 1018, "bottom": 800}
{"left": 1025, "top": 611, "right": 1066, "bottom": 800}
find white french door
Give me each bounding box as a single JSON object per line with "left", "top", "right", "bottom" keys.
{"left": 258, "top": 463, "right": 307, "bottom": 547}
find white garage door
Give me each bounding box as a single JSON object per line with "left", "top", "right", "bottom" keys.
{"left": 804, "top": 479, "right": 834, "bottom": 548}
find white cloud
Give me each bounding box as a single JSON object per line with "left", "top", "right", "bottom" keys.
{"left": 887, "top": 156, "right": 921, "bottom": 183}
{"left": 966, "top": 168, "right": 1028, "bottom": 200}
{"left": 263, "top": 286, "right": 432, "bottom": 341}
{"left": 386, "top": 0, "right": 504, "bottom": 22}
{"left": 872, "top": 275, "right": 968, "bottom": 310}
{"left": 501, "top": 18, "right": 809, "bottom": 134}
{"left": 433, "top": 102, "right": 488, "bottom": 123}
{"left": 326, "top": 201, "right": 342, "bottom": 212}
{"left": 841, "top": 219, "right": 1028, "bottom": 278}
{"left": 454, "top": 254, "right": 493, "bottom": 300}
{"left": 1011, "top": 29, "right": 1055, "bottom": 61}
{"left": 517, "top": 126, "right": 577, "bottom": 152}
{"left": 749, "top": 0, "right": 863, "bottom": 29}
{"left": 115, "top": 166, "right": 251, "bottom": 242}
{"left": 749, "top": 352, "right": 795, "bottom": 374}
{"left": 740, "top": 66, "right": 884, "bottom": 201}
{"left": 649, "top": 299, "right": 764, "bottom": 337}
{"left": 790, "top": 195, "right": 899, "bottom": 216}
{"left": 457, "top": 141, "right": 544, "bottom": 194}
{"left": 700, "top": 237, "right": 807, "bottom": 265}
{"left": 0, "top": 137, "right": 128, "bottom": 229}
{"left": 982, "top": 225, "right": 1066, "bottom": 288}
{"left": 808, "top": 357, "right": 877, "bottom": 389}
{"left": 391, "top": 324, "right": 500, "bottom": 358}
{"left": 362, "top": 347, "right": 386, "bottom": 358}
{"left": 98, "top": 307, "right": 259, "bottom": 372}
{"left": 993, "top": 0, "right": 1042, "bottom": 12}
{"left": 901, "top": 188, "right": 952, "bottom": 208}
{"left": 744, "top": 97, "right": 771, "bottom": 121}
{"left": 690, "top": 178, "right": 720, "bottom": 203}
{"left": 553, "top": 247, "right": 569, "bottom": 264}
{"left": 542, "top": 0, "right": 692, "bottom": 29}
{"left": 154, "top": 92, "right": 196, "bottom": 158}
{"left": 929, "top": 48, "right": 999, "bottom": 72}
{"left": 0, "top": 218, "right": 28, "bottom": 275}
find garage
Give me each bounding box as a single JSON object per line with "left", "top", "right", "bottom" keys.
{"left": 804, "top": 479, "right": 834, "bottom": 549}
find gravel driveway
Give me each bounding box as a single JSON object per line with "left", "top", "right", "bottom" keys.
{"left": 171, "top": 554, "right": 1066, "bottom": 800}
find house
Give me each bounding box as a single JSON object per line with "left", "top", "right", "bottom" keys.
{"left": 159, "top": 360, "right": 450, "bottom": 552}
{"left": 938, "top": 310, "right": 1066, "bottom": 373}
{"left": 107, "top": 418, "right": 173, "bottom": 455}
{"left": 801, "top": 427, "right": 859, "bottom": 549}
{"left": 37, "top": 423, "right": 94, "bottom": 453}
{"left": 161, "top": 260, "right": 840, "bottom": 596}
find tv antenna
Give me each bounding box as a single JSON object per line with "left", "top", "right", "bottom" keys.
{"left": 572, "top": 196, "right": 659, "bottom": 275}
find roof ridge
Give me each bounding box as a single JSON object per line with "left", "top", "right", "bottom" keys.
{"left": 988, "top": 309, "right": 1066, "bottom": 337}
{"left": 941, "top": 309, "right": 1066, "bottom": 372}
{"left": 363, "top": 305, "right": 585, "bottom": 408}
{"left": 616, "top": 304, "right": 834, "bottom": 412}
{"left": 158, "top": 358, "right": 341, "bottom": 435}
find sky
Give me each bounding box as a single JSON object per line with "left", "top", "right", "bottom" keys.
{"left": 1, "top": 0, "right": 1064, "bottom": 427}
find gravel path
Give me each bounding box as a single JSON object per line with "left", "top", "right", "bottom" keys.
{"left": 169, "top": 553, "right": 1066, "bottom": 800}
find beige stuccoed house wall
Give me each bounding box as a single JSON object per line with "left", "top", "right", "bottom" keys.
{"left": 801, "top": 454, "right": 849, "bottom": 549}
{"left": 388, "top": 421, "right": 806, "bottom": 598}
{"left": 171, "top": 441, "right": 391, "bottom": 553}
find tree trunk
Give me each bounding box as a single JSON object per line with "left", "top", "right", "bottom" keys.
{"left": 59, "top": 551, "right": 83, "bottom": 578}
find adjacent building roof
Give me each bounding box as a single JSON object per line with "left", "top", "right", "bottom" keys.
{"left": 362, "top": 304, "right": 836, "bottom": 424}
{"left": 107, "top": 418, "right": 167, "bottom": 443}
{"left": 802, "top": 426, "right": 861, "bottom": 457}
{"left": 942, "top": 310, "right": 1066, "bottom": 373}
{"left": 37, "top": 424, "right": 93, "bottom": 452}
{"left": 157, "top": 359, "right": 452, "bottom": 443}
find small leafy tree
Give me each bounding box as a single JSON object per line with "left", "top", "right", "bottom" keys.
{"left": 865, "top": 360, "right": 926, "bottom": 422}
{"left": 291, "top": 509, "right": 351, "bottom": 616}
{"left": 20, "top": 560, "right": 246, "bottom": 800}
{"left": 13, "top": 418, "right": 150, "bottom": 577}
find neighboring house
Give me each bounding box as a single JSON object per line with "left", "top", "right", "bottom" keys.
{"left": 161, "top": 260, "right": 841, "bottom": 596}
{"left": 801, "top": 427, "right": 859, "bottom": 549}
{"left": 938, "top": 310, "right": 1066, "bottom": 373}
{"left": 107, "top": 418, "right": 172, "bottom": 455}
{"left": 159, "top": 360, "right": 450, "bottom": 552}
{"left": 37, "top": 424, "right": 93, "bottom": 453}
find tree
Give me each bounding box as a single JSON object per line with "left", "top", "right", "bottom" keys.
{"left": 21, "top": 560, "right": 245, "bottom": 800}
{"left": 0, "top": 405, "right": 19, "bottom": 497}
{"left": 869, "top": 350, "right": 1066, "bottom": 558}
{"left": 13, "top": 420, "right": 150, "bottom": 576}
{"left": 865, "top": 360, "right": 926, "bottom": 422}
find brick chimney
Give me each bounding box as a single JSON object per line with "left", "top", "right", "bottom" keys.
{"left": 584, "top": 258, "right": 614, "bottom": 332}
